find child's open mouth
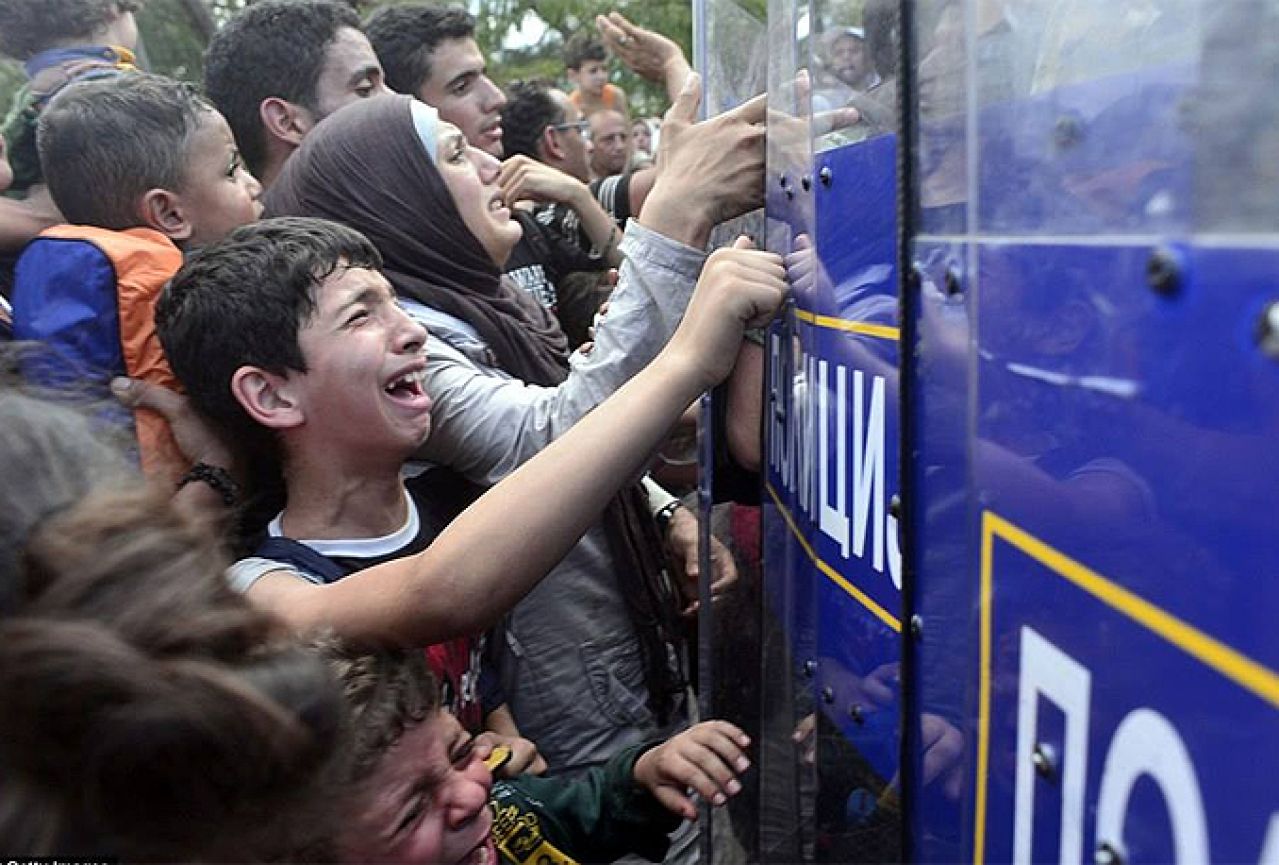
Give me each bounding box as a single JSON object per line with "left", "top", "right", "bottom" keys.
{"left": 383, "top": 368, "right": 431, "bottom": 412}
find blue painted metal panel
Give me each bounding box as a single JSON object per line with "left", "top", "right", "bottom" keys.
{"left": 967, "top": 242, "right": 1279, "bottom": 864}
{"left": 908, "top": 239, "right": 978, "bottom": 865}
{"left": 730, "top": 1, "right": 1279, "bottom": 861}
{"left": 763, "top": 132, "right": 904, "bottom": 819}
{"left": 908, "top": 41, "right": 1279, "bottom": 862}
{"left": 975, "top": 64, "right": 1195, "bottom": 236}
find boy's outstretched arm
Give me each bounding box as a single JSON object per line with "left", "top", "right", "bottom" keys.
{"left": 284, "top": 237, "right": 786, "bottom": 646}
{"left": 634, "top": 720, "right": 753, "bottom": 820}
{"left": 119, "top": 240, "right": 785, "bottom": 646}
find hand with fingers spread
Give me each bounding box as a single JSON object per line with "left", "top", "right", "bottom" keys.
{"left": 640, "top": 78, "right": 767, "bottom": 248}
{"left": 634, "top": 720, "right": 752, "bottom": 820}
{"left": 595, "top": 12, "right": 692, "bottom": 101}
{"left": 666, "top": 236, "right": 788, "bottom": 389}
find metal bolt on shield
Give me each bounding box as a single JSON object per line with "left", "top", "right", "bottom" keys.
{"left": 1257, "top": 301, "right": 1279, "bottom": 359}
{"left": 1094, "top": 842, "right": 1124, "bottom": 865}
{"left": 1031, "top": 743, "right": 1056, "bottom": 779}
{"left": 1147, "top": 247, "right": 1180, "bottom": 296}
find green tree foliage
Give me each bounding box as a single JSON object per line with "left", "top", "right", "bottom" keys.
{"left": 136, "top": 0, "right": 217, "bottom": 83}
{"left": 0, "top": 59, "right": 22, "bottom": 111}
{"left": 471, "top": 0, "right": 692, "bottom": 117}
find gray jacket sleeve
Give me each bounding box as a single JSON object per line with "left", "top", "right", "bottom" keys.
{"left": 415, "top": 220, "right": 706, "bottom": 486}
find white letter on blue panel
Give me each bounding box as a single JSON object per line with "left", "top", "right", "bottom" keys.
{"left": 1257, "top": 813, "right": 1279, "bottom": 864}
{"left": 852, "top": 371, "right": 886, "bottom": 571}
{"left": 1097, "top": 708, "right": 1208, "bottom": 864}
{"left": 819, "top": 361, "right": 850, "bottom": 557}
{"left": 1014, "top": 627, "right": 1091, "bottom": 865}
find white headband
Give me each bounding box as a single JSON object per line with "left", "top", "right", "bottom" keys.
{"left": 410, "top": 98, "right": 439, "bottom": 164}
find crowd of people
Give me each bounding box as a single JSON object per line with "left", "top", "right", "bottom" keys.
{"left": 0, "top": 0, "right": 783, "bottom": 861}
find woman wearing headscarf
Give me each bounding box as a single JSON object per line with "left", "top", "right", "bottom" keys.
{"left": 264, "top": 94, "right": 701, "bottom": 781}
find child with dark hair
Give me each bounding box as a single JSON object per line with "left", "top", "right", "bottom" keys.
{"left": 563, "top": 31, "right": 629, "bottom": 119}
{"left": 0, "top": 387, "right": 347, "bottom": 861}
{"left": 153, "top": 211, "right": 784, "bottom": 734}
{"left": 323, "top": 642, "right": 751, "bottom": 865}
{"left": 10, "top": 73, "right": 261, "bottom": 476}
{"left": 0, "top": 0, "right": 143, "bottom": 194}
{"left": 36, "top": 73, "right": 261, "bottom": 242}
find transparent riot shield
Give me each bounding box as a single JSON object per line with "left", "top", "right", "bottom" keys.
{"left": 701, "top": 0, "right": 909, "bottom": 856}
{"left": 691, "top": 0, "right": 770, "bottom": 862}
{"left": 904, "top": 2, "right": 1279, "bottom": 863}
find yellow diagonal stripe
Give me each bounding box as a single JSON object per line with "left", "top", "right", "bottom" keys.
{"left": 974, "top": 509, "right": 1279, "bottom": 863}
{"left": 764, "top": 482, "right": 902, "bottom": 633}
{"left": 794, "top": 308, "right": 900, "bottom": 341}
{"left": 985, "top": 512, "right": 1279, "bottom": 709}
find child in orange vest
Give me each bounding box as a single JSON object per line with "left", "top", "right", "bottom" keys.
{"left": 11, "top": 73, "right": 261, "bottom": 477}
{"left": 564, "top": 33, "right": 629, "bottom": 119}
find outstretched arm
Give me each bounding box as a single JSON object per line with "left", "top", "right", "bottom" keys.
{"left": 415, "top": 218, "right": 706, "bottom": 485}
{"left": 250, "top": 238, "right": 787, "bottom": 646}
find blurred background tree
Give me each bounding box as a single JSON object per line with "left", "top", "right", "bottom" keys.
{"left": 1, "top": 0, "right": 698, "bottom": 122}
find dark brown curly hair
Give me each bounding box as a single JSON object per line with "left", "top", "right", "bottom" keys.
{"left": 314, "top": 639, "right": 441, "bottom": 782}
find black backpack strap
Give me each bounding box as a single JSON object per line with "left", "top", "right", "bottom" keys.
{"left": 253, "top": 536, "right": 350, "bottom": 584}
